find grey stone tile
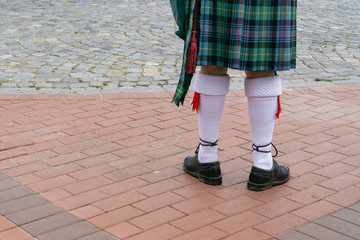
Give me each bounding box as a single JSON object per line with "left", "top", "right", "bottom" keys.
{"left": 22, "top": 212, "right": 81, "bottom": 236}
{"left": 333, "top": 208, "right": 360, "bottom": 226}
{"left": 0, "top": 195, "right": 48, "bottom": 215}
{"left": 6, "top": 202, "right": 63, "bottom": 226}
{"left": 37, "top": 221, "right": 99, "bottom": 240}
{"left": 76, "top": 231, "right": 119, "bottom": 240}
{"left": 349, "top": 203, "right": 360, "bottom": 213}
{"left": 0, "top": 186, "right": 33, "bottom": 203}
{"left": 0, "top": 173, "right": 8, "bottom": 181}
{"left": 297, "top": 223, "right": 355, "bottom": 240}
{"left": 315, "top": 216, "right": 360, "bottom": 239}
{"left": 275, "top": 230, "right": 317, "bottom": 240}
{"left": 0, "top": 178, "right": 19, "bottom": 192}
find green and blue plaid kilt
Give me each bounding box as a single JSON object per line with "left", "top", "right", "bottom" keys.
{"left": 172, "top": 0, "right": 297, "bottom": 106}
{"left": 198, "top": 0, "right": 297, "bottom": 71}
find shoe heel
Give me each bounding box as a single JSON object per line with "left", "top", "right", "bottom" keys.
{"left": 247, "top": 181, "right": 272, "bottom": 191}
{"left": 199, "top": 175, "right": 222, "bottom": 185}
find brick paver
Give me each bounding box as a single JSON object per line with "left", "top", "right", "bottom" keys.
{"left": 0, "top": 84, "right": 358, "bottom": 239}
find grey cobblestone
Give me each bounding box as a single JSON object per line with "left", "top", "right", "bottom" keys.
{"left": 0, "top": 0, "right": 359, "bottom": 94}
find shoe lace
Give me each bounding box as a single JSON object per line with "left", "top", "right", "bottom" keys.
{"left": 252, "top": 142, "right": 278, "bottom": 158}
{"left": 195, "top": 138, "right": 218, "bottom": 154}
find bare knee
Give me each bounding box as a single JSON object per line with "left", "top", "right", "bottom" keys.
{"left": 245, "top": 70, "right": 276, "bottom": 78}
{"left": 200, "top": 65, "right": 228, "bottom": 76}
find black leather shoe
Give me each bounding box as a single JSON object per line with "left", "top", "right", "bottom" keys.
{"left": 183, "top": 154, "right": 222, "bottom": 185}
{"left": 247, "top": 160, "right": 290, "bottom": 191}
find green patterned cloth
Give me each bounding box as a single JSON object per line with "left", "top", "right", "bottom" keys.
{"left": 197, "top": 0, "right": 297, "bottom": 71}
{"left": 172, "top": 0, "right": 297, "bottom": 106}
{"left": 172, "top": 0, "right": 198, "bottom": 106}
{"left": 169, "top": 0, "right": 190, "bottom": 40}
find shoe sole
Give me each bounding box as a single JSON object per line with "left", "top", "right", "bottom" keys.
{"left": 247, "top": 174, "right": 291, "bottom": 191}
{"left": 183, "top": 165, "right": 222, "bottom": 185}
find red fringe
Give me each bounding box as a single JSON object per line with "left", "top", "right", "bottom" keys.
{"left": 186, "top": 31, "right": 198, "bottom": 74}
{"left": 191, "top": 91, "right": 200, "bottom": 112}
{"left": 276, "top": 95, "right": 282, "bottom": 119}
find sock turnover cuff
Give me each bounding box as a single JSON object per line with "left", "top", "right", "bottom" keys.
{"left": 194, "top": 72, "right": 230, "bottom": 96}
{"left": 245, "top": 75, "right": 282, "bottom": 97}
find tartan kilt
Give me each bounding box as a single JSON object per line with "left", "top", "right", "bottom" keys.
{"left": 197, "top": 0, "right": 297, "bottom": 71}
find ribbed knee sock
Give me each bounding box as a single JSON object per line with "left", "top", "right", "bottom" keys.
{"left": 194, "top": 72, "right": 230, "bottom": 163}
{"left": 245, "top": 75, "right": 282, "bottom": 170}
{"left": 198, "top": 94, "right": 225, "bottom": 163}
{"left": 248, "top": 96, "right": 277, "bottom": 170}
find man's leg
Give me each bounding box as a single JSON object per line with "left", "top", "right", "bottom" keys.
{"left": 183, "top": 66, "right": 229, "bottom": 185}
{"left": 245, "top": 71, "right": 290, "bottom": 191}
{"left": 197, "top": 66, "right": 229, "bottom": 163}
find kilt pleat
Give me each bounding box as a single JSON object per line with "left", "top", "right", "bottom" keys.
{"left": 197, "top": 0, "right": 297, "bottom": 71}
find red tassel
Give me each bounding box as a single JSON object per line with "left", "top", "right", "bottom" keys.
{"left": 186, "top": 31, "right": 198, "bottom": 74}
{"left": 276, "top": 95, "right": 282, "bottom": 119}
{"left": 191, "top": 91, "right": 200, "bottom": 112}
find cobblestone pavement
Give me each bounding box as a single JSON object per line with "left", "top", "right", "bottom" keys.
{"left": 0, "top": 0, "right": 359, "bottom": 94}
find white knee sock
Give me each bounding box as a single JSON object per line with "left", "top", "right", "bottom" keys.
{"left": 245, "top": 75, "right": 282, "bottom": 170}
{"left": 194, "top": 72, "right": 230, "bottom": 163}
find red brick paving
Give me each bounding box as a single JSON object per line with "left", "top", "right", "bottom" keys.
{"left": 0, "top": 84, "right": 359, "bottom": 239}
